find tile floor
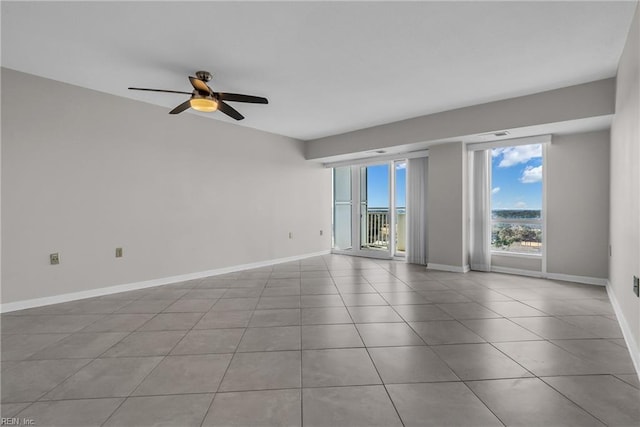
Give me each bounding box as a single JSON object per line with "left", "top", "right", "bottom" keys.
{"left": 1, "top": 255, "right": 639, "bottom": 426}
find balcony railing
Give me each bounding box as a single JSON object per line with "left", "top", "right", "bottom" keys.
{"left": 363, "top": 208, "right": 406, "bottom": 252}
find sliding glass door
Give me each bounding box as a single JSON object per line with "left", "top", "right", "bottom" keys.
{"left": 332, "top": 160, "right": 406, "bottom": 259}
{"left": 360, "top": 164, "right": 390, "bottom": 252}
{"left": 394, "top": 161, "right": 407, "bottom": 256}
{"left": 333, "top": 166, "right": 352, "bottom": 250}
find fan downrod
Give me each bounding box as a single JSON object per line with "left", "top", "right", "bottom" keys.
{"left": 195, "top": 71, "right": 213, "bottom": 82}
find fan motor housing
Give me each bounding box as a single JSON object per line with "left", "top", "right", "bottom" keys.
{"left": 195, "top": 71, "right": 213, "bottom": 82}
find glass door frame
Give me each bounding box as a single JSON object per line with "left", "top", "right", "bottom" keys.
{"left": 358, "top": 162, "right": 392, "bottom": 258}
{"left": 332, "top": 159, "right": 406, "bottom": 260}
{"left": 392, "top": 160, "right": 407, "bottom": 258}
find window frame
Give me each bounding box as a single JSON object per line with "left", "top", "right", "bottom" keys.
{"left": 468, "top": 135, "right": 549, "bottom": 264}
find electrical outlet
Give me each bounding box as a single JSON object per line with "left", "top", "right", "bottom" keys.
{"left": 50, "top": 253, "right": 60, "bottom": 265}
{"left": 115, "top": 247, "right": 123, "bottom": 258}
{"left": 320, "top": 230, "right": 323, "bottom": 236}
{"left": 633, "top": 276, "right": 639, "bottom": 297}
{"left": 289, "top": 232, "right": 293, "bottom": 239}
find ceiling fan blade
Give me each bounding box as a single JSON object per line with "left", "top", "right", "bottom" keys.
{"left": 217, "top": 101, "right": 244, "bottom": 121}
{"left": 189, "top": 76, "right": 212, "bottom": 95}
{"left": 217, "top": 93, "right": 269, "bottom": 104}
{"left": 169, "top": 100, "right": 192, "bottom": 115}
{"left": 128, "top": 87, "right": 192, "bottom": 95}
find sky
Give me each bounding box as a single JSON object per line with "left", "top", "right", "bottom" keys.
{"left": 365, "top": 163, "right": 406, "bottom": 208}
{"left": 362, "top": 144, "right": 541, "bottom": 211}
{"left": 491, "top": 144, "right": 542, "bottom": 210}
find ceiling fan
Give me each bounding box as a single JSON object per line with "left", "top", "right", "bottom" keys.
{"left": 128, "top": 71, "right": 268, "bottom": 121}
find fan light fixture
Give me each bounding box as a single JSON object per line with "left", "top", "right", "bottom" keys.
{"left": 190, "top": 97, "right": 218, "bottom": 112}
{"left": 128, "top": 71, "right": 268, "bottom": 120}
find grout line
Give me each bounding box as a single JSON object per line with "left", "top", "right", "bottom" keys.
{"left": 198, "top": 264, "right": 279, "bottom": 427}
{"left": 8, "top": 357, "right": 95, "bottom": 407}
{"left": 538, "top": 376, "right": 611, "bottom": 426}
{"left": 335, "top": 266, "right": 406, "bottom": 427}
{"left": 195, "top": 341, "right": 242, "bottom": 419}
{"left": 460, "top": 380, "right": 508, "bottom": 427}
{"left": 100, "top": 294, "right": 211, "bottom": 425}
{"left": 2, "top": 255, "right": 635, "bottom": 426}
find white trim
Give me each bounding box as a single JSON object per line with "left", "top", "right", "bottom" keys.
{"left": 395, "top": 159, "right": 408, "bottom": 260}
{"left": 546, "top": 272, "right": 607, "bottom": 286}
{"left": 606, "top": 282, "right": 640, "bottom": 378}
{"left": 323, "top": 150, "right": 429, "bottom": 169}
{"left": 489, "top": 266, "right": 608, "bottom": 286}
{"left": 428, "top": 263, "right": 470, "bottom": 273}
{"left": 491, "top": 218, "right": 543, "bottom": 225}
{"left": 0, "top": 250, "right": 331, "bottom": 313}
{"left": 353, "top": 165, "right": 364, "bottom": 256}
{"left": 541, "top": 141, "right": 548, "bottom": 276}
{"left": 470, "top": 263, "right": 492, "bottom": 272}
{"left": 335, "top": 161, "right": 400, "bottom": 260}
{"left": 491, "top": 251, "right": 542, "bottom": 259}
{"left": 491, "top": 266, "right": 543, "bottom": 278}
{"left": 474, "top": 136, "right": 549, "bottom": 277}
{"left": 467, "top": 134, "right": 552, "bottom": 151}
{"left": 330, "top": 248, "right": 392, "bottom": 260}
{"left": 390, "top": 161, "right": 397, "bottom": 257}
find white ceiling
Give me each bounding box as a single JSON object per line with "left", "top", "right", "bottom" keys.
{"left": 1, "top": 1, "right": 636, "bottom": 141}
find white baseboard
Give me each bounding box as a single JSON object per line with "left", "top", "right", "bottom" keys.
{"left": 330, "top": 249, "right": 393, "bottom": 260}
{"left": 1, "top": 250, "right": 331, "bottom": 313}
{"left": 488, "top": 266, "right": 607, "bottom": 286}
{"left": 546, "top": 272, "right": 607, "bottom": 286}
{"left": 491, "top": 266, "right": 543, "bottom": 278}
{"left": 427, "top": 263, "right": 469, "bottom": 273}
{"left": 606, "top": 281, "right": 640, "bottom": 378}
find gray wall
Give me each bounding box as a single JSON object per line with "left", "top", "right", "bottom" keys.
{"left": 427, "top": 142, "right": 467, "bottom": 270}
{"left": 306, "top": 79, "right": 615, "bottom": 161}
{"left": 426, "top": 130, "right": 610, "bottom": 277}
{"left": 492, "top": 255, "right": 542, "bottom": 273}
{"left": 493, "top": 130, "right": 610, "bottom": 279}
{"left": 2, "top": 69, "right": 332, "bottom": 304}
{"left": 610, "top": 5, "right": 640, "bottom": 363}
{"left": 547, "top": 131, "right": 610, "bottom": 279}
{"left": 306, "top": 76, "right": 618, "bottom": 279}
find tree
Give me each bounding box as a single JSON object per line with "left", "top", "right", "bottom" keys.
{"left": 493, "top": 224, "right": 541, "bottom": 249}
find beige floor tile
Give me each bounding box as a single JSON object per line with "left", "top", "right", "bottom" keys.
{"left": 219, "top": 351, "right": 301, "bottom": 392}
{"left": 104, "top": 394, "right": 213, "bottom": 427}
{"left": 387, "top": 382, "right": 502, "bottom": 427}
{"left": 303, "top": 386, "right": 402, "bottom": 427}
{"left": 203, "top": 389, "right": 301, "bottom": 427}
{"left": 467, "top": 378, "right": 604, "bottom": 426}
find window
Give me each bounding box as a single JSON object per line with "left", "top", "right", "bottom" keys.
{"left": 490, "top": 143, "right": 543, "bottom": 255}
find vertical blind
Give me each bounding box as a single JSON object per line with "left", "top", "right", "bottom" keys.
{"left": 469, "top": 149, "right": 491, "bottom": 271}
{"left": 407, "top": 156, "right": 429, "bottom": 265}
